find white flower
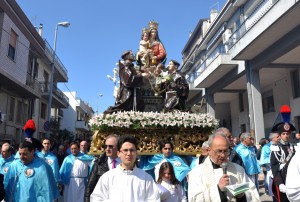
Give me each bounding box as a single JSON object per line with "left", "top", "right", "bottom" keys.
{"left": 90, "top": 111, "right": 219, "bottom": 130}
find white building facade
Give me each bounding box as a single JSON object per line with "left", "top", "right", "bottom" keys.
{"left": 0, "top": 0, "right": 69, "bottom": 144}
{"left": 60, "top": 91, "right": 94, "bottom": 141}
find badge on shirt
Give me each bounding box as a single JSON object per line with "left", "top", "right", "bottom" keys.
{"left": 173, "top": 161, "right": 181, "bottom": 167}
{"left": 24, "top": 168, "right": 34, "bottom": 178}
{"left": 47, "top": 159, "right": 54, "bottom": 165}
{"left": 3, "top": 167, "right": 9, "bottom": 174}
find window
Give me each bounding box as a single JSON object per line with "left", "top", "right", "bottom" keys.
{"left": 295, "top": 116, "right": 300, "bottom": 134}
{"left": 8, "top": 97, "right": 15, "bottom": 122}
{"left": 8, "top": 29, "right": 17, "bottom": 60}
{"left": 77, "top": 110, "right": 81, "bottom": 121}
{"left": 239, "top": 93, "right": 244, "bottom": 112}
{"left": 291, "top": 69, "right": 300, "bottom": 98}
{"left": 23, "top": 103, "right": 28, "bottom": 123}
{"left": 16, "top": 100, "right": 23, "bottom": 124}
{"left": 262, "top": 90, "right": 275, "bottom": 113}
{"left": 29, "top": 58, "right": 39, "bottom": 79}
{"left": 41, "top": 103, "right": 47, "bottom": 119}
{"left": 240, "top": 124, "right": 246, "bottom": 133}
{"left": 34, "top": 62, "right": 39, "bottom": 79}
{"left": 28, "top": 99, "right": 35, "bottom": 119}
{"left": 42, "top": 71, "right": 49, "bottom": 92}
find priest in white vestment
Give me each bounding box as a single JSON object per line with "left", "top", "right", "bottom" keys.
{"left": 286, "top": 144, "right": 300, "bottom": 202}
{"left": 91, "top": 135, "right": 160, "bottom": 202}
{"left": 188, "top": 133, "right": 260, "bottom": 202}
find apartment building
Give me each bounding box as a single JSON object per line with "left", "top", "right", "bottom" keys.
{"left": 0, "top": 0, "right": 69, "bottom": 143}
{"left": 60, "top": 91, "right": 94, "bottom": 141}
{"left": 182, "top": 0, "right": 300, "bottom": 142}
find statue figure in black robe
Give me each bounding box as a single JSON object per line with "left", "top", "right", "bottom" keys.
{"left": 104, "top": 50, "right": 149, "bottom": 114}
{"left": 164, "top": 60, "right": 189, "bottom": 112}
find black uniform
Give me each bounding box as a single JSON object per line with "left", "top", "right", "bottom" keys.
{"left": 270, "top": 141, "right": 295, "bottom": 202}
{"left": 84, "top": 153, "right": 109, "bottom": 202}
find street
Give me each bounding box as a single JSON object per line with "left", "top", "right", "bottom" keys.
{"left": 259, "top": 173, "right": 273, "bottom": 202}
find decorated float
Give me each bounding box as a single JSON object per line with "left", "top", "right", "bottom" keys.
{"left": 89, "top": 21, "right": 219, "bottom": 155}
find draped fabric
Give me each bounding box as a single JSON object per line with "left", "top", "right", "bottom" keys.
{"left": 286, "top": 146, "right": 300, "bottom": 201}
{"left": 0, "top": 155, "right": 15, "bottom": 175}
{"left": 59, "top": 153, "right": 94, "bottom": 184}
{"left": 188, "top": 157, "right": 260, "bottom": 202}
{"left": 36, "top": 151, "right": 61, "bottom": 182}
{"left": 4, "top": 157, "right": 59, "bottom": 202}
{"left": 139, "top": 154, "right": 191, "bottom": 182}
{"left": 235, "top": 144, "right": 261, "bottom": 175}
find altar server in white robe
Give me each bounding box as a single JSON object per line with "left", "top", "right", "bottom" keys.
{"left": 188, "top": 133, "right": 260, "bottom": 202}
{"left": 286, "top": 144, "right": 300, "bottom": 202}
{"left": 60, "top": 141, "right": 94, "bottom": 202}
{"left": 91, "top": 135, "right": 160, "bottom": 202}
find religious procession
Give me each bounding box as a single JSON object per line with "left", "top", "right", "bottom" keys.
{"left": 1, "top": 16, "right": 300, "bottom": 202}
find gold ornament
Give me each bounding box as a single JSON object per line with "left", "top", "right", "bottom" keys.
{"left": 148, "top": 20, "right": 159, "bottom": 30}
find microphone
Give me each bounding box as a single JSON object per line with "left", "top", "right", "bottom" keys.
{"left": 220, "top": 162, "right": 228, "bottom": 197}
{"left": 221, "top": 162, "right": 228, "bottom": 174}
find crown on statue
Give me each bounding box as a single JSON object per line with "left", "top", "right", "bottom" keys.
{"left": 148, "top": 20, "right": 159, "bottom": 30}
{"left": 142, "top": 27, "right": 149, "bottom": 35}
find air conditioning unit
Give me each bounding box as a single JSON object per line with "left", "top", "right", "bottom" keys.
{"left": 222, "top": 29, "right": 232, "bottom": 44}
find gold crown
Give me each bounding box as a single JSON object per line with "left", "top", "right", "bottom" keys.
{"left": 148, "top": 20, "right": 158, "bottom": 30}
{"left": 142, "top": 27, "right": 149, "bottom": 34}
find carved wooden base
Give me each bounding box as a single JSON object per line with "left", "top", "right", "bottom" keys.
{"left": 89, "top": 128, "right": 209, "bottom": 155}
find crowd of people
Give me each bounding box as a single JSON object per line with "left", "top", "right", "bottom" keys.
{"left": 0, "top": 120, "right": 300, "bottom": 201}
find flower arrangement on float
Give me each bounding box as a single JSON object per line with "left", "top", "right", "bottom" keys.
{"left": 89, "top": 111, "right": 219, "bottom": 132}
{"left": 89, "top": 111, "right": 219, "bottom": 155}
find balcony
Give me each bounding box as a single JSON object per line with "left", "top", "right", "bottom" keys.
{"left": 26, "top": 73, "right": 40, "bottom": 92}
{"left": 44, "top": 40, "right": 68, "bottom": 82}
{"left": 76, "top": 97, "right": 88, "bottom": 113}
{"left": 40, "top": 82, "right": 69, "bottom": 108}
{"left": 50, "top": 117, "right": 60, "bottom": 131}
{"left": 75, "top": 120, "right": 90, "bottom": 131}
{"left": 187, "top": 45, "right": 241, "bottom": 89}
{"left": 228, "top": 0, "right": 300, "bottom": 61}
{"left": 0, "top": 70, "right": 40, "bottom": 98}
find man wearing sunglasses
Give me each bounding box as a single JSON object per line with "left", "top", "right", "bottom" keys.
{"left": 85, "top": 134, "right": 120, "bottom": 202}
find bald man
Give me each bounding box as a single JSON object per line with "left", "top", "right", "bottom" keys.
{"left": 0, "top": 143, "right": 15, "bottom": 175}
{"left": 80, "top": 141, "right": 89, "bottom": 154}
{"left": 188, "top": 133, "right": 260, "bottom": 202}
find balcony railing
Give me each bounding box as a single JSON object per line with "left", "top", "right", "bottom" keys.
{"left": 26, "top": 73, "right": 40, "bottom": 92}
{"left": 75, "top": 120, "right": 90, "bottom": 130}
{"left": 44, "top": 39, "right": 68, "bottom": 76}
{"left": 76, "top": 97, "right": 88, "bottom": 113}
{"left": 50, "top": 117, "right": 60, "bottom": 130}
{"left": 228, "top": 0, "right": 279, "bottom": 49}
{"left": 40, "top": 82, "right": 69, "bottom": 105}
{"left": 187, "top": 45, "right": 227, "bottom": 84}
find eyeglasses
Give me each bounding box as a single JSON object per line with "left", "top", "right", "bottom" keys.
{"left": 211, "top": 148, "right": 230, "bottom": 156}
{"left": 119, "top": 149, "right": 136, "bottom": 154}
{"left": 102, "top": 144, "right": 114, "bottom": 149}
{"left": 163, "top": 148, "right": 172, "bottom": 150}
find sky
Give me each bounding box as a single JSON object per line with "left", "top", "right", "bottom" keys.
{"left": 16, "top": 0, "right": 226, "bottom": 114}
